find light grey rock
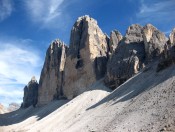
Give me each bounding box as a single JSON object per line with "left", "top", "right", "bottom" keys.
{"left": 143, "top": 24, "right": 167, "bottom": 60}
{"left": 37, "top": 39, "right": 67, "bottom": 106}
{"left": 63, "top": 15, "right": 109, "bottom": 99}
{"left": 169, "top": 28, "right": 175, "bottom": 45}
{"left": 157, "top": 27, "right": 175, "bottom": 72}
{"left": 105, "top": 24, "right": 145, "bottom": 89}
{"left": 109, "top": 30, "right": 123, "bottom": 53}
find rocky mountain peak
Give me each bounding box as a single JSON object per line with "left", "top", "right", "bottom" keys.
{"left": 22, "top": 77, "right": 39, "bottom": 108}
{"left": 109, "top": 30, "right": 123, "bottom": 53}
{"left": 105, "top": 24, "right": 145, "bottom": 89}
{"left": 143, "top": 24, "right": 158, "bottom": 43}
{"left": 77, "top": 15, "right": 97, "bottom": 24}
{"left": 64, "top": 16, "right": 109, "bottom": 99}
{"left": 37, "top": 39, "right": 67, "bottom": 106}
{"left": 30, "top": 76, "right": 37, "bottom": 83}
{"left": 143, "top": 24, "right": 167, "bottom": 60}
{"left": 125, "top": 24, "right": 143, "bottom": 43}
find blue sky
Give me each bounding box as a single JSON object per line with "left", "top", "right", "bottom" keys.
{"left": 0, "top": 0, "right": 175, "bottom": 106}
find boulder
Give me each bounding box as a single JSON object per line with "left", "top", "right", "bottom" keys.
{"left": 37, "top": 39, "right": 67, "bottom": 106}
{"left": 22, "top": 76, "right": 38, "bottom": 108}
{"left": 109, "top": 30, "right": 123, "bottom": 53}
{"left": 143, "top": 24, "right": 167, "bottom": 60}
{"left": 105, "top": 24, "right": 145, "bottom": 89}
{"left": 63, "top": 15, "right": 109, "bottom": 99}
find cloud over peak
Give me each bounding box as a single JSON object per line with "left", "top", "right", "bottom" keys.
{"left": 24, "top": 0, "right": 67, "bottom": 29}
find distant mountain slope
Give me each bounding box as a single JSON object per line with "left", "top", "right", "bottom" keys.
{"left": 0, "top": 104, "right": 7, "bottom": 114}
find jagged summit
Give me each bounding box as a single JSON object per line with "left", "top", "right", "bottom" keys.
{"left": 143, "top": 23, "right": 167, "bottom": 60}
{"left": 125, "top": 24, "right": 143, "bottom": 43}
{"left": 76, "top": 15, "right": 98, "bottom": 25}
{"left": 37, "top": 39, "right": 67, "bottom": 106}
{"left": 109, "top": 30, "right": 123, "bottom": 53}
{"left": 64, "top": 15, "right": 109, "bottom": 99}
{"left": 30, "top": 76, "right": 37, "bottom": 83}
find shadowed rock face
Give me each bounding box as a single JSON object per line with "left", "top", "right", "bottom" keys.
{"left": 105, "top": 24, "right": 168, "bottom": 89}
{"left": 143, "top": 24, "right": 167, "bottom": 60}
{"left": 105, "top": 24, "right": 145, "bottom": 89}
{"left": 37, "top": 40, "right": 67, "bottom": 106}
{"left": 22, "top": 76, "right": 38, "bottom": 108}
{"left": 109, "top": 30, "right": 123, "bottom": 53}
{"left": 157, "top": 28, "right": 175, "bottom": 72}
{"left": 63, "top": 15, "right": 109, "bottom": 99}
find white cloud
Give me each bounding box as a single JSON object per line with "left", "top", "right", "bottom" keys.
{"left": 137, "top": 0, "right": 175, "bottom": 22}
{"left": 0, "top": 38, "right": 43, "bottom": 106}
{"left": 0, "top": 0, "right": 13, "bottom": 22}
{"left": 24, "top": 0, "right": 69, "bottom": 29}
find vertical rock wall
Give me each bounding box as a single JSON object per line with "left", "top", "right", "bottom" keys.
{"left": 105, "top": 24, "right": 145, "bottom": 89}
{"left": 63, "top": 15, "right": 109, "bottom": 99}
{"left": 37, "top": 40, "right": 67, "bottom": 106}
{"left": 105, "top": 24, "right": 168, "bottom": 89}
{"left": 143, "top": 24, "right": 167, "bottom": 60}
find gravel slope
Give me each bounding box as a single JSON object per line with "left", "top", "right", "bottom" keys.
{"left": 0, "top": 64, "right": 175, "bottom": 132}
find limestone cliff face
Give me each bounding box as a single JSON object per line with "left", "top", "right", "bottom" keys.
{"left": 22, "top": 76, "right": 38, "bottom": 108}
{"left": 63, "top": 15, "right": 109, "bottom": 99}
{"left": 105, "top": 24, "right": 168, "bottom": 89}
{"left": 109, "top": 30, "right": 123, "bottom": 53}
{"left": 37, "top": 40, "right": 67, "bottom": 106}
{"left": 169, "top": 28, "right": 175, "bottom": 45}
{"left": 157, "top": 28, "right": 175, "bottom": 72}
{"left": 143, "top": 24, "right": 167, "bottom": 60}
{"left": 105, "top": 24, "right": 145, "bottom": 89}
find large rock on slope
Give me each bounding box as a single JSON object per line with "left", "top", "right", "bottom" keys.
{"left": 63, "top": 15, "right": 109, "bottom": 99}
{"left": 169, "top": 28, "right": 175, "bottom": 45}
{"left": 22, "top": 76, "right": 38, "bottom": 108}
{"left": 143, "top": 24, "right": 167, "bottom": 60}
{"left": 109, "top": 30, "right": 123, "bottom": 53}
{"left": 37, "top": 40, "right": 67, "bottom": 106}
{"left": 105, "top": 24, "right": 145, "bottom": 89}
